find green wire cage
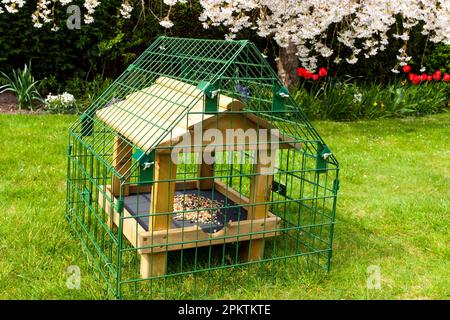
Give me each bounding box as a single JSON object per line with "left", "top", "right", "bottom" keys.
{"left": 66, "top": 37, "right": 340, "bottom": 299}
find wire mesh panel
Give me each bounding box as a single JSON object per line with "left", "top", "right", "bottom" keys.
{"left": 66, "top": 37, "right": 339, "bottom": 299}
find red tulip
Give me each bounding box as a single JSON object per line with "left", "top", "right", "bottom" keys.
{"left": 409, "top": 73, "right": 420, "bottom": 85}
{"left": 427, "top": 75, "right": 432, "bottom": 81}
{"left": 402, "top": 65, "right": 411, "bottom": 73}
{"left": 304, "top": 70, "right": 313, "bottom": 79}
{"left": 297, "top": 67, "right": 306, "bottom": 77}
{"left": 409, "top": 73, "right": 418, "bottom": 81}
{"left": 420, "top": 73, "right": 428, "bottom": 81}
{"left": 443, "top": 73, "right": 450, "bottom": 82}
{"left": 318, "top": 67, "right": 328, "bottom": 77}
{"left": 312, "top": 74, "right": 320, "bottom": 81}
{"left": 433, "top": 70, "right": 442, "bottom": 81}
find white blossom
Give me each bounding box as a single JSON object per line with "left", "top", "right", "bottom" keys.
{"left": 199, "top": 0, "right": 450, "bottom": 66}
{"left": 31, "top": 0, "right": 52, "bottom": 28}
{"left": 346, "top": 56, "right": 358, "bottom": 64}
{"left": 163, "top": 0, "right": 178, "bottom": 5}
{"left": 334, "top": 57, "right": 342, "bottom": 64}
{"left": 2, "top": 0, "right": 26, "bottom": 14}
{"left": 2, "top": 0, "right": 450, "bottom": 68}
{"left": 159, "top": 18, "right": 174, "bottom": 29}
{"left": 120, "top": 2, "right": 133, "bottom": 19}
{"left": 84, "top": 0, "right": 100, "bottom": 25}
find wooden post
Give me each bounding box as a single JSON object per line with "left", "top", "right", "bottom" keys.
{"left": 240, "top": 149, "right": 274, "bottom": 262}
{"left": 140, "top": 152, "right": 177, "bottom": 278}
{"left": 112, "top": 135, "right": 132, "bottom": 197}
{"left": 197, "top": 152, "right": 214, "bottom": 190}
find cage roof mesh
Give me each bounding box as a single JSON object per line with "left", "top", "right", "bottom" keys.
{"left": 70, "top": 37, "right": 336, "bottom": 177}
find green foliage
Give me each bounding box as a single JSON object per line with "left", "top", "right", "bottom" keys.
{"left": 65, "top": 75, "right": 113, "bottom": 112}
{"left": 423, "top": 44, "right": 450, "bottom": 73}
{"left": 0, "top": 0, "right": 126, "bottom": 82}
{"left": 0, "top": 1, "right": 224, "bottom": 87}
{"left": 293, "top": 79, "right": 449, "bottom": 120}
{"left": 0, "top": 63, "right": 42, "bottom": 110}
{"left": 38, "top": 75, "right": 60, "bottom": 97}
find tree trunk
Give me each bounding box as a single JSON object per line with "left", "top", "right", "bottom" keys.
{"left": 277, "top": 43, "right": 299, "bottom": 89}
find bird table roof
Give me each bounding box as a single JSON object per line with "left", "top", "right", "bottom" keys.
{"left": 96, "top": 77, "right": 243, "bottom": 152}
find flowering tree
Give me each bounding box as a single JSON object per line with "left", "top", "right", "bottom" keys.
{"left": 1, "top": 0, "right": 449, "bottom": 87}
{"left": 199, "top": 0, "right": 450, "bottom": 86}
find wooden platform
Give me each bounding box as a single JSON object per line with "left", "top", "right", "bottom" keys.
{"left": 98, "top": 181, "right": 281, "bottom": 255}
{"left": 123, "top": 189, "right": 248, "bottom": 233}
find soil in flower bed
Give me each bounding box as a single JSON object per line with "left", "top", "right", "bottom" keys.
{"left": 0, "top": 93, "right": 42, "bottom": 114}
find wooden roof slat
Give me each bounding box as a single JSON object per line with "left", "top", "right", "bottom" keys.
{"left": 96, "top": 77, "right": 240, "bottom": 153}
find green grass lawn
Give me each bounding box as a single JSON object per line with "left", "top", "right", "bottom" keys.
{"left": 0, "top": 113, "right": 448, "bottom": 299}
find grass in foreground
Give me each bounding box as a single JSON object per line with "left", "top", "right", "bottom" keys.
{"left": 0, "top": 113, "right": 448, "bottom": 299}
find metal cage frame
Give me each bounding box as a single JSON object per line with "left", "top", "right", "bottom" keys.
{"left": 66, "top": 37, "right": 340, "bottom": 299}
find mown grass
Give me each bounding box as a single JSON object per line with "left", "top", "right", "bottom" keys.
{"left": 0, "top": 113, "right": 448, "bottom": 299}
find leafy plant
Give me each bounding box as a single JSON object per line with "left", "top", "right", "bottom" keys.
{"left": 0, "top": 63, "right": 42, "bottom": 110}
{"left": 423, "top": 44, "right": 450, "bottom": 73}
{"left": 65, "top": 75, "right": 113, "bottom": 112}
{"left": 292, "top": 78, "right": 449, "bottom": 121}
{"left": 38, "top": 75, "right": 61, "bottom": 97}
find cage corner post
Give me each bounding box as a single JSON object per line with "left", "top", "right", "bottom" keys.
{"left": 140, "top": 152, "right": 177, "bottom": 278}
{"left": 240, "top": 149, "right": 274, "bottom": 262}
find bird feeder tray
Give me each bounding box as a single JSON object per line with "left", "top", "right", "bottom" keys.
{"left": 98, "top": 183, "right": 280, "bottom": 255}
